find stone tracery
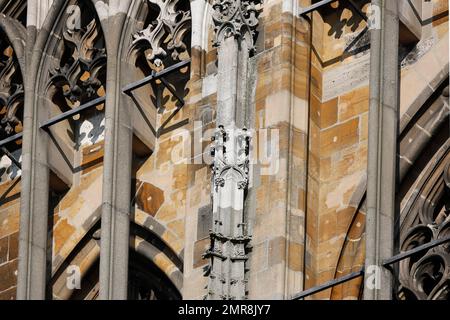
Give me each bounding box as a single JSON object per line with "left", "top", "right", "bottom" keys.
{"left": 46, "top": 1, "right": 107, "bottom": 148}
{"left": 0, "top": 30, "right": 23, "bottom": 182}
{"left": 131, "top": 0, "right": 191, "bottom": 71}
{"left": 211, "top": 0, "right": 262, "bottom": 52}
{"left": 0, "top": 35, "right": 23, "bottom": 141}
{"left": 399, "top": 156, "right": 450, "bottom": 300}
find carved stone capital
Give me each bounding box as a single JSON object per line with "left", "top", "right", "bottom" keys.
{"left": 211, "top": 0, "right": 262, "bottom": 52}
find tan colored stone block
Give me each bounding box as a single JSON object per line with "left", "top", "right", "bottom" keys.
{"left": 0, "top": 259, "right": 17, "bottom": 292}
{"left": 8, "top": 232, "right": 18, "bottom": 261}
{"left": 193, "top": 237, "right": 209, "bottom": 269}
{"left": 0, "top": 236, "right": 7, "bottom": 264}
{"left": 81, "top": 141, "right": 104, "bottom": 174}
{"left": 135, "top": 181, "right": 165, "bottom": 217}
{"left": 0, "top": 179, "right": 20, "bottom": 210}
{"left": 360, "top": 112, "right": 368, "bottom": 141}
{"left": 320, "top": 98, "right": 338, "bottom": 128}
{"left": 320, "top": 118, "right": 359, "bottom": 158}
{"left": 53, "top": 218, "right": 76, "bottom": 254}
{"left": 172, "top": 165, "right": 188, "bottom": 190}
{"left": 0, "top": 286, "right": 15, "bottom": 300}
{"left": 0, "top": 204, "right": 19, "bottom": 239}
{"left": 288, "top": 242, "right": 304, "bottom": 272}
{"left": 156, "top": 203, "right": 177, "bottom": 223}
{"left": 268, "top": 236, "right": 286, "bottom": 267}
{"left": 167, "top": 219, "right": 184, "bottom": 239}
{"left": 250, "top": 241, "right": 268, "bottom": 273}
{"left": 310, "top": 64, "right": 322, "bottom": 99}
{"left": 338, "top": 86, "right": 369, "bottom": 122}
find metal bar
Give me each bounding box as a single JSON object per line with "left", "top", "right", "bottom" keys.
{"left": 383, "top": 236, "right": 450, "bottom": 267}
{"left": 0, "top": 132, "right": 23, "bottom": 148}
{"left": 128, "top": 92, "right": 157, "bottom": 136}
{"left": 40, "top": 96, "right": 106, "bottom": 130}
{"left": 299, "top": 0, "right": 338, "bottom": 16}
{"left": 1, "top": 147, "right": 21, "bottom": 169}
{"left": 122, "top": 59, "right": 191, "bottom": 95}
{"left": 292, "top": 269, "right": 365, "bottom": 300}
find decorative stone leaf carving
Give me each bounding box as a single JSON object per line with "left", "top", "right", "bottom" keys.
{"left": 131, "top": 0, "right": 191, "bottom": 69}
{"left": 44, "top": 3, "right": 107, "bottom": 149}
{"left": 211, "top": 0, "right": 262, "bottom": 51}
{"left": 0, "top": 38, "right": 23, "bottom": 140}
{"left": 48, "top": 15, "right": 106, "bottom": 106}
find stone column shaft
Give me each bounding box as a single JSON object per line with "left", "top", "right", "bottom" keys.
{"left": 99, "top": 5, "right": 133, "bottom": 300}
{"left": 364, "top": 0, "right": 400, "bottom": 300}
{"left": 16, "top": 0, "right": 64, "bottom": 300}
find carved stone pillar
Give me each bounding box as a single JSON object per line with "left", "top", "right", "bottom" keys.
{"left": 204, "top": 0, "right": 261, "bottom": 300}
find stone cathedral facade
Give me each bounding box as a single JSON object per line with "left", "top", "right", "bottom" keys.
{"left": 0, "top": 0, "right": 448, "bottom": 300}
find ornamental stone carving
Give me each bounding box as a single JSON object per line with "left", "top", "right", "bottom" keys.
{"left": 47, "top": 16, "right": 106, "bottom": 106}
{"left": 210, "top": 125, "right": 251, "bottom": 192}
{"left": 131, "top": 0, "right": 191, "bottom": 70}
{"left": 211, "top": 0, "right": 262, "bottom": 52}
{"left": 0, "top": 37, "right": 23, "bottom": 140}
{"left": 398, "top": 113, "right": 450, "bottom": 301}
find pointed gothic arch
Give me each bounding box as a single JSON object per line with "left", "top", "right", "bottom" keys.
{"left": 30, "top": 0, "right": 194, "bottom": 300}
{"left": 50, "top": 217, "right": 183, "bottom": 300}
{"left": 329, "top": 80, "right": 449, "bottom": 300}
{"left": 397, "top": 145, "right": 450, "bottom": 300}
{"left": 41, "top": 0, "right": 107, "bottom": 153}
{"left": 123, "top": 0, "right": 192, "bottom": 148}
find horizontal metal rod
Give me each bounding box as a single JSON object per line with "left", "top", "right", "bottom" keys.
{"left": 122, "top": 59, "right": 191, "bottom": 95}
{"left": 383, "top": 236, "right": 450, "bottom": 267}
{"left": 0, "top": 132, "right": 23, "bottom": 148}
{"left": 292, "top": 269, "right": 364, "bottom": 300}
{"left": 1, "top": 147, "right": 21, "bottom": 169}
{"left": 299, "top": 0, "right": 338, "bottom": 16}
{"left": 40, "top": 96, "right": 106, "bottom": 130}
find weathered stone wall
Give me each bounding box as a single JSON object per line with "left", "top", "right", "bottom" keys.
{"left": 305, "top": 3, "right": 369, "bottom": 299}
{"left": 304, "top": 0, "right": 448, "bottom": 300}
{"left": 245, "top": 0, "right": 310, "bottom": 299}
